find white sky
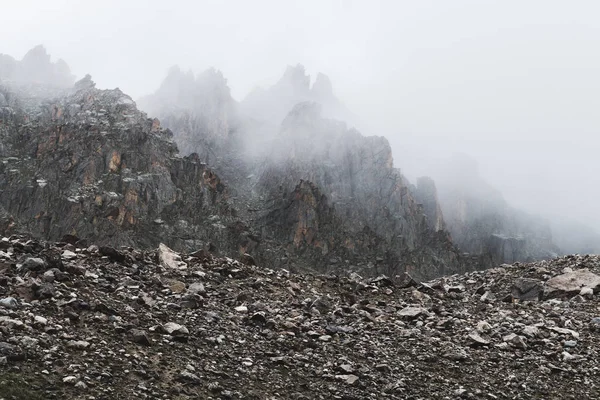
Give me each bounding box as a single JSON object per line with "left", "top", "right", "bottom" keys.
{"left": 1, "top": 0, "right": 599, "bottom": 229}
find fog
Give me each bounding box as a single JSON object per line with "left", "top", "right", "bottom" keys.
{"left": 2, "top": 0, "right": 599, "bottom": 231}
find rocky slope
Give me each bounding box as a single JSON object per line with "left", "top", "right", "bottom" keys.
{"left": 0, "top": 235, "right": 599, "bottom": 399}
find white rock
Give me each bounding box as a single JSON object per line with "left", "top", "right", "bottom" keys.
{"left": 62, "top": 250, "right": 77, "bottom": 260}
{"left": 158, "top": 243, "right": 187, "bottom": 270}
{"left": 163, "top": 322, "right": 189, "bottom": 335}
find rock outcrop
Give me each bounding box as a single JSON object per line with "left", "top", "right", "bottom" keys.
{"left": 0, "top": 73, "right": 239, "bottom": 255}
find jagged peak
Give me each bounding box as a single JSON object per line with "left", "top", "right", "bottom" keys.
{"left": 311, "top": 72, "right": 333, "bottom": 98}
{"left": 0, "top": 45, "right": 75, "bottom": 88}
{"left": 278, "top": 64, "right": 310, "bottom": 91}
{"left": 21, "top": 45, "right": 50, "bottom": 63}
{"left": 73, "top": 74, "right": 96, "bottom": 92}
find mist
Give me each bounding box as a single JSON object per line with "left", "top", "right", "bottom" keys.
{"left": 2, "top": 0, "right": 599, "bottom": 234}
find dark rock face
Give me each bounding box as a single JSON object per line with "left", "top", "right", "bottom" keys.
{"left": 0, "top": 74, "right": 238, "bottom": 254}
{"left": 414, "top": 176, "right": 446, "bottom": 232}
{"left": 254, "top": 102, "right": 473, "bottom": 279}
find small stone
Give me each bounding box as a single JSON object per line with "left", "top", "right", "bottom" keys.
{"left": 61, "top": 250, "right": 77, "bottom": 260}
{"left": 178, "top": 370, "right": 201, "bottom": 384}
{"left": 480, "top": 291, "right": 495, "bottom": 302}
{"left": 63, "top": 376, "right": 78, "bottom": 384}
{"left": 169, "top": 280, "right": 186, "bottom": 293}
{"left": 75, "top": 381, "right": 88, "bottom": 389}
{"left": 550, "top": 327, "right": 579, "bottom": 339}
{"left": 375, "top": 363, "right": 390, "bottom": 372}
{"left": 339, "top": 364, "right": 353, "bottom": 373}
{"left": 188, "top": 282, "right": 206, "bottom": 295}
{"left": 444, "top": 348, "right": 469, "bottom": 361}
{"left": 468, "top": 332, "right": 490, "bottom": 346}
{"left": 67, "top": 340, "right": 90, "bottom": 349}
{"left": 590, "top": 317, "right": 600, "bottom": 331}
{"left": 564, "top": 340, "right": 577, "bottom": 348}
{"left": 503, "top": 333, "right": 527, "bottom": 350}
{"left": 43, "top": 270, "right": 56, "bottom": 282}
{"left": 398, "top": 306, "right": 427, "bottom": 319}
{"left": 36, "top": 283, "right": 56, "bottom": 299}
{"left": 34, "top": 316, "right": 48, "bottom": 326}
{"left": 158, "top": 243, "right": 187, "bottom": 270}
{"left": 446, "top": 284, "right": 465, "bottom": 293}
{"left": 580, "top": 287, "right": 594, "bottom": 299}
{"left": 476, "top": 321, "right": 492, "bottom": 333}
{"left": 22, "top": 257, "right": 46, "bottom": 271}
{"left": 522, "top": 325, "right": 539, "bottom": 338}
{"left": 0, "top": 297, "right": 18, "bottom": 309}
{"left": 335, "top": 374, "right": 359, "bottom": 385}
{"left": 234, "top": 305, "right": 248, "bottom": 313}
{"left": 249, "top": 312, "right": 267, "bottom": 326}
{"left": 131, "top": 329, "right": 151, "bottom": 346}
{"left": 163, "top": 322, "right": 189, "bottom": 336}
{"left": 319, "top": 335, "right": 332, "bottom": 342}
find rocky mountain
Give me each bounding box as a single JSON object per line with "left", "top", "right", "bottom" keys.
{"left": 0, "top": 234, "right": 599, "bottom": 399}
{"left": 0, "top": 47, "right": 471, "bottom": 281}
{"left": 0, "top": 70, "right": 241, "bottom": 256}
{"left": 137, "top": 64, "right": 484, "bottom": 280}
{"left": 432, "top": 154, "right": 560, "bottom": 264}
{"left": 241, "top": 64, "right": 356, "bottom": 127}
{"left": 0, "top": 45, "right": 75, "bottom": 88}
{"left": 0, "top": 46, "right": 585, "bottom": 284}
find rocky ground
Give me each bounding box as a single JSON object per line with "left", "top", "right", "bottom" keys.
{"left": 0, "top": 235, "right": 599, "bottom": 399}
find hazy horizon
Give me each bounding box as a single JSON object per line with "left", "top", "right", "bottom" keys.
{"left": 2, "top": 0, "right": 599, "bottom": 231}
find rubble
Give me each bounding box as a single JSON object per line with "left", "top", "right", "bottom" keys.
{"left": 0, "top": 235, "right": 596, "bottom": 398}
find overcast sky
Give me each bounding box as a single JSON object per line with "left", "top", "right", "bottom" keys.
{"left": 1, "top": 0, "right": 599, "bottom": 229}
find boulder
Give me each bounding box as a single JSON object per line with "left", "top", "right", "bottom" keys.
{"left": 544, "top": 269, "right": 600, "bottom": 298}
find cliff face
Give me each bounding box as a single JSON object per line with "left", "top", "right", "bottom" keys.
{"left": 253, "top": 102, "right": 470, "bottom": 279}
{"left": 414, "top": 176, "right": 446, "bottom": 232}
{"left": 0, "top": 73, "right": 242, "bottom": 255}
